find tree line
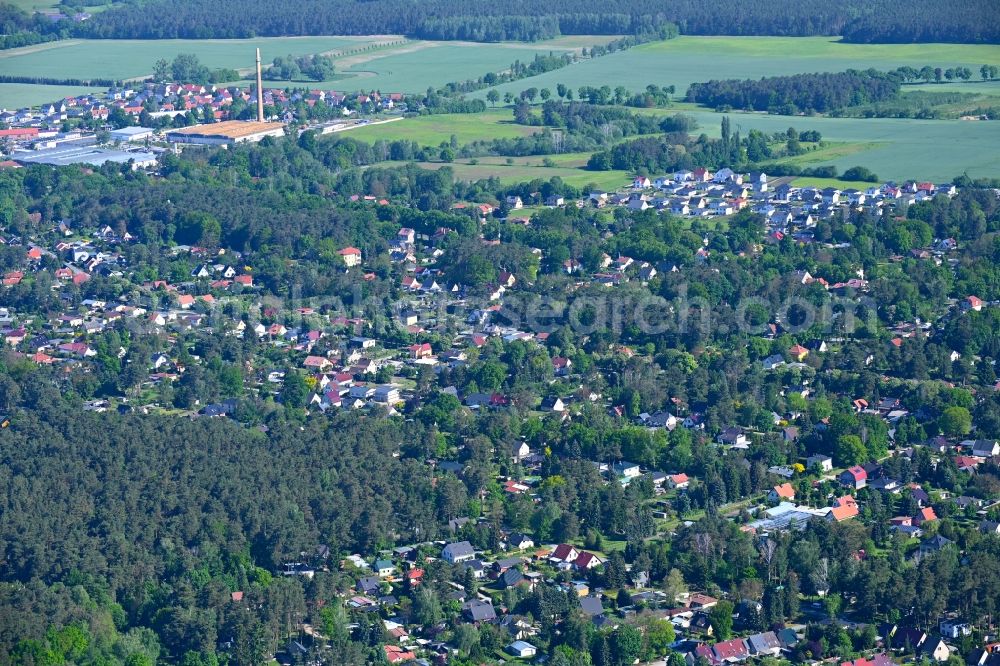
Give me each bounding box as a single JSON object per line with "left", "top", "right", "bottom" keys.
{"left": 0, "top": 74, "right": 117, "bottom": 87}
{"left": 265, "top": 54, "right": 336, "bottom": 82}
{"left": 70, "top": 0, "right": 1000, "bottom": 44}
{"left": 686, "top": 70, "right": 903, "bottom": 114}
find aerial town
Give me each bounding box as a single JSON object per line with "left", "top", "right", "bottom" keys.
{"left": 1, "top": 6, "right": 999, "bottom": 666}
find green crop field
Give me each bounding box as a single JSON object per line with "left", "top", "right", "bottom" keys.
{"left": 0, "top": 82, "right": 104, "bottom": 108}
{"left": 622, "top": 107, "right": 998, "bottom": 181}
{"left": 338, "top": 104, "right": 998, "bottom": 181}
{"left": 340, "top": 110, "right": 537, "bottom": 145}
{"left": 677, "top": 109, "right": 999, "bottom": 181}
{"left": 472, "top": 35, "right": 1000, "bottom": 101}
{"left": 0, "top": 36, "right": 393, "bottom": 81}
{"left": 290, "top": 39, "right": 584, "bottom": 93}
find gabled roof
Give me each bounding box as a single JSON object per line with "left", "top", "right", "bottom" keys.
{"left": 579, "top": 596, "right": 604, "bottom": 617}
{"left": 712, "top": 638, "right": 749, "bottom": 660}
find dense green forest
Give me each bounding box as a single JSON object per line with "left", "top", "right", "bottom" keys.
{"left": 685, "top": 71, "right": 903, "bottom": 114}
{"left": 2, "top": 108, "right": 1000, "bottom": 664}
{"left": 68, "top": 0, "right": 1000, "bottom": 43}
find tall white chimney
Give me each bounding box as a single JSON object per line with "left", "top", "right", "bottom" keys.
{"left": 255, "top": 48, "right": 265, "bottom": 122}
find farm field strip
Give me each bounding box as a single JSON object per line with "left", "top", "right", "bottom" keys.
{"left": 678, "top": 109, "right": 1000, "bottom": 181}
{"left": 331, "top": 104, "right": 999, "bottom": 181}
{"left": 327, "top": 41, "right": 578, "bottom": 93}
{"left": 0, "top": 82, "right": 105, "bottom": 108}
{"left": 470, "top": 35, "right": 1000, "bottom": 102}
{"left": 336, "top": 110, "right": 538, "bottom": 145}
{"left": 0, "top": 36, "right": 394, "bottom": 81}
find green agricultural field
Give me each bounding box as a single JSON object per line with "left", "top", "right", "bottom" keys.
{"left": 472, "top": 35, "right": 1000, "bottom": 101}
{"left": 345, "top": 105, "right": 998, "bottom": 181}
{"left": 340, "top": 110, "right": 537, "bottom": 145}
{"left": 0, "top": 36, "right": 393, "bottom": 81}
{"left": 627, "top": 107, "right": 999, "bottom": 181}
{"left": 317, "top": 39, "right": 582, "bottom": 93}
{"left": 0, "top": 82, "right": 104, "bottom": 108}
{"left": 682, "top": 109, "right": 999, "bottom": 181}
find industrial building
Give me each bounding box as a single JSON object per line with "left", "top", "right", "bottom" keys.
{"left": 12, "top": 145, "right": 158, "bottom": 169}
{"left": 166, "top": 120, "right": 285, "bottom": 146}
{"left": 110, "top": 126, "right": 155, "bottom": 142}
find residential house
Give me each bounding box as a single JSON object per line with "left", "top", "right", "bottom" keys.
{"left": 612, "top": 461, "right": 641, "bottom": 478}
{"left": 918, "top": 535, "right": 954, "bottom": 558}
{"left": 668, "top": 473, "right": 690, "bottom": 489}
{"left": 713, "top": 638, "right": 750, "bottom": 662}
{"left": 972, "top": 439, "right": 999, "bottom": 457}
{"left": 507, "top": 532, "right": 534, "bottom": 550}
{"left": 922, "top": 639, "right": 951, "bottom": 662}
{"left": 551, "top": 543, "right": 580, "bottom": 564}
{"left": 507, "top": 641, "right": 537, "bottom": 658}
{"left": 463, "top": 599, "right": 497, "bottom": 623}
{"left": 718, "top": 427, "right": 749, "bottom": 448}
{"left": 840, "top": 466, "right": 867, "bottom": 489}
{"left": 384, "top": 645, "right": 416, "bottom": 663}
{"left": 939, "top": 618, "right": 972, "bottom": 639}
{"left": 574, "top": 551, "right": 603, "bottom": 571}
{"left": 442, "top": 541, "right": 476, "bottom": 564}
{"left": 689, "top": 593, "right": 719, "bottom": 609}
{"left": 579, "top": 596, "right": 604, "bottom": 617}
{"left": 827, "top": 495, "right": 860, "bottom": 522}
{"left": 807, "top": 454, "right": 833, "bottom": 472}
{"left": 747, "top": 632, "right": 781, "bottom": 657}
{"left": 552, "top": 356, "right": 572, "bottom": 376}
{"left": 962, "top": 295, "right": 983, "bottom": 312}
{"left": 769, "top": 483, "right": 795, "bottom": 502}
{"left": 338, "top": 247, "right": 362, "bottom": 267}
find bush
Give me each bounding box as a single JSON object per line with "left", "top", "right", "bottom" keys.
{"left": 842, "top": 166, "right": 879, "bottom": 182}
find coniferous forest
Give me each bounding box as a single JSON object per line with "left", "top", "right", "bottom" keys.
{"left": 64, "top": 0, "right": 1000, "bottom": 43}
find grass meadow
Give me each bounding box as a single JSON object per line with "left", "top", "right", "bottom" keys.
{"left": 0, "top": 82, "right": 104, "bottom": 108}
{"left": 341, "top": 110, "right": 537, "bottom": 145}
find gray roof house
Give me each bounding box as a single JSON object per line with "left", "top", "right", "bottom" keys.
{"left": 747, "top": 631, "right": 782, "bottom": 656}
{"left": 442, "top": 540, "right": 476, "bottom": 564}
{"left": 463, "top": 599, "right": 497, "bottom": 623}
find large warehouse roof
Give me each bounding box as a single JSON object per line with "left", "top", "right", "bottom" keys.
{"left": 13, "top": 145, "right": 157, "bottom": 168}
{"left": 167, "top": 120, "right": 285, "bottom": 142}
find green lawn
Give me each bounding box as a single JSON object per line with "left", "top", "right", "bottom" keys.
{"left": 340, "top": 110, "right": 537, "bottom": 145}
{"left": 0, "top": 36, "right": 391, "bottom": 81}
{"left": 793, "top": 176, "right": 881, "bottom": 190}
{"left": 0, "top": 82, "right": 104, "bottom": 108}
